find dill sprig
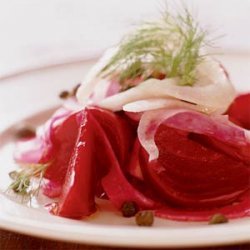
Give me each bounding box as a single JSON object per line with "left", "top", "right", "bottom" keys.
{"left": 100, "top": 6, "right": 209, "bottom": 88}
{"left": 8, "top": 163, "right": 49, "bottom": 198}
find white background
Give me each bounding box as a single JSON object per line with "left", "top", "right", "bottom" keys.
{"left": 0, "top": 0, "right": 249, "bottom": 78}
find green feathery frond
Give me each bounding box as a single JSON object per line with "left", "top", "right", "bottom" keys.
{"left": 100, "top": 6, "right": 209, "bottom": 89}
{"left": 8, "top": 162, "right": 50, "bottom": 198}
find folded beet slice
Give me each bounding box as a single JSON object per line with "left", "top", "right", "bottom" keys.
{"left": 140, "top": 125, "right": 250, "bottom": 208}
{"left": 14, "top": 108, "right": 78, "bottom": 198}
{"left": 41, "top": 111, "right": 83, "bottom": 198}
{"left": 43, "top": 111, "right": 82, "bottom": 185}
{"left": 87, "top": 115, "right": 155, "bottom": 210}
{"left": 99, "top": 134, "right": 156, "bottom": 210}
{"left": 56, "top": 110, "right": 96, "bottom": 218}
{"left": 87, "top": 107, "right": 136, "bottom": 167}
{"left": 227, "top": 93, "right": 250, "bottom": 130}
{"left": 155, "top": 190, "right": 250, "bottom": 221}
{"left": 54, "top": 108, "right": 155, "bottom": 218}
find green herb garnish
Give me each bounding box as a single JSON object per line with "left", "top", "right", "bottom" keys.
{"left": 8, "top": 163, "right": 49, "bottom": 198}
{"left": 100, "top": 6, "right": 209, "bottom": 89}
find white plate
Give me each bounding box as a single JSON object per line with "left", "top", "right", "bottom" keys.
{"left": 0, "top": 55, "right": 250, "bottom": 248}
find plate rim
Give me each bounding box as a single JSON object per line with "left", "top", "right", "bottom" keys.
{"left": 0, "top": 194, "right": 250, "bottom": 248}
{"left": 0, "top": 109, "right": 250, "bottom": 248}
{"left": 0, "top": 58, "right": 250, "bottom": 248}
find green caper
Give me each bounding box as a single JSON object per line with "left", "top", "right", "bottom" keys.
{"left": 135, "top": 211, "right": 154, "bottom": 226}
{"left": 209, "top": 213, "right": 228, "bottom": 225}
{"left": 121, "top": 201, "right": 138, "bottom": 217}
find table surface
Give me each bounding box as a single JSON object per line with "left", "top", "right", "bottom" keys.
{"left": 0, "top": 0, "right": 249, "bottom": 78}
{"left": 0, "top": 229, "right": 249, "bottom": 250}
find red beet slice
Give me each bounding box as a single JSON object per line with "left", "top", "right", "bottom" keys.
{"left": 44, "top": 111, "right": 82, "bottom": 186}
{"left": 88, "top": 107, "right": 136, "bottom": 167}
{"left": 56, "top": 110, "right": 96, "bottom": 218}
{"left": 227, "top": 93, "right": 250, "bottom": 130}
{"left": 155, "top": 191, "right": 250, "bottom": 221}
{"left": 140, "top": 125, "right": 250, "bottom": 208}
{"left": 52, "top": 107, "right": 154, "bottom": 219}
{"left": 89, "top": 112, "right": 155, "bottom": 210}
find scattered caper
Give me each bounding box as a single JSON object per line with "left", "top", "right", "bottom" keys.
{"left": 15, "top": 126, "right": 36, "bottom": 139}
{"left": 121, "top": 201, "right": 138, "bottom": 217}
{"left": 59, "top": 90, "right": 70, "bottom": 99}
{"left": 209, "top": 213, "right": 228, "bottom": 225}
{"left": 135, "top": 211, "right": 154, "bottom": 226}
{"left": 59, "top": 84, "right": 80, "bottom": 99}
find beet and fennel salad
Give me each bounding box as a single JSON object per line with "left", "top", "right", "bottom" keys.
{"left": 9, "top": 7, "right": 250, "bottom": 225}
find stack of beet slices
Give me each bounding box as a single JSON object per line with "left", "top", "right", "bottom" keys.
{"left": 15, "top": 94, "right": 250, "bottom": 221}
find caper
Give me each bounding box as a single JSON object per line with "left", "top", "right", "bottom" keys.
{"left": 121, "top": 201, "right": 138, "bottom": 217}
{"left": 209, "top": 213, "right": 228, "bottom": 224}
{"left": 135, "top": 211, "right": 154, "bottom": 226}
{"left": 59, "top": 90, "right": 70, "bottom": 99}
{"left": 15, "top": 126, "right": 36, "bottom": 139}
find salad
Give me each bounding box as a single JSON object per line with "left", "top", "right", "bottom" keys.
{"left": 9, "top": 7, "right": 250, "bottom": 225}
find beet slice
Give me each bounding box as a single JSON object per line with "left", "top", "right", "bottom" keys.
{"left": 227, "top": 93, "right": 250, "bottom": 130}
{"left": 44, "top": 111, "right": 82, "bottom": 186}
{"left": 88, "top": 107, "right": 136, "bottom": 167}
{"left": 155, "top": 190, "right": 250, "bottom": 221}
{"left": 56, "top": 110, "right": 96, "bottom": 218}
{"left": 50, "top": 107, "right": 154, "bottom": 219}
{"left": 41, "top": 106, "right": 137, "bottom": 201}
{"left": 140, "top": 125, "right": 250, "bottom": 208}
{"left": 89, "top": 111, "right": 155, "bottom": 210}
